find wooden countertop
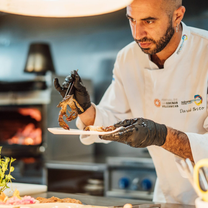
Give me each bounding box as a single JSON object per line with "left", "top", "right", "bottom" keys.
{"left": 30, "top": 191, "right": 195, "bottom": 208}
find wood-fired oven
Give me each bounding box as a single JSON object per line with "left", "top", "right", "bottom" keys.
{"left": 0, "top": 74, "right": 51, "bottom": 184}
{"left": 0, "top": 104, "right": 46, "bottom": 158}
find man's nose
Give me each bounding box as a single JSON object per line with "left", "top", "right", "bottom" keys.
{"left": 132, "top": 23, "right": 147, "bottom": 40}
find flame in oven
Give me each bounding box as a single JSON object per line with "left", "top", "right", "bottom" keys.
{"left": 7, "top": 108, "right": 42, "bottom": 145}
{"left": 18, "top": 108, "right": 41, "bottom": 121}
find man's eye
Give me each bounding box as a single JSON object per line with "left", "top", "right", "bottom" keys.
{"left": 130, "top": 19, "right": 136, "bottom": 23}
{"left": 146, "top": 20, "right": 154, "bottom": 24}
{"left": 127, "top": 17, "right": 136, "bottom": 23}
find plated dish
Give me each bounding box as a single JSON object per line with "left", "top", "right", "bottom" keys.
{"left": 47, "top": 127, "right": 121, "bottom": 135}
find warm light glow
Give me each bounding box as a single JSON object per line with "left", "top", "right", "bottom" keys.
{"left": 23, "top": 158, "right": 36, "bottom": 164}
{"left": 24, "top": 137, "right": 34, "bottom": 145}
{"left": 0, "top": 0, "right": 133, "bottom": 17}
{"left": 26, "top": 54, "right": 46, "bottom": 72}
{"left": 18, "top": 108, "right": 42, "bottom": 121}
{"left": 8, "top": 123, "right": 42, "bottom": 145}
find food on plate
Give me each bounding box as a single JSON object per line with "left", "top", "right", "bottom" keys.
{"left": 84, "top": 125, "right": 116, "bottom": 132}
{"left": 0, "top": 189, "right": 36, "bottom": 205}
{"left": 36, "top": 196, "right": 82, "bottom": 204}
{"left": 123, "top": 204, "right": 132, "bottom": 208}
{"left": 57, "top": 94, "right": 84, "bottom": 130}
{"left": 0, "top": 147, "right": 83, "bottom": 206}
{"left": 0, "top": 191, "right": 83, "bottom": 205}
{"left": 0, "top": 147, "right": 36, "bottom": 206}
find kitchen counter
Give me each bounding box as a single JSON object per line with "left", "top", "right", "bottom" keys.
{"left": 45, "top": 153, "right": 154, "bottom": 176}
{"left": 44, "top": 154, "right": 156, "bottom": 201}
{"left": 30, "top": 192, "right": 194, "bottom": 208}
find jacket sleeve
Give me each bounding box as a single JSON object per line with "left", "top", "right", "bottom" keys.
{"left": 76, "top": 52, "right": 133, "bottom": 145}
{"left": 174, "top": 121, "right": 208, "bottom": 178}
{"left": 186, "top": 132, "right": 208, "bottom": 163}
{"left": 186, "top": 115, "right": 208, "bottom": 164}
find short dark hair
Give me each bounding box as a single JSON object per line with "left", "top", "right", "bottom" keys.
{"left": 163, "top": 0, "right": 182, "bottom": 16}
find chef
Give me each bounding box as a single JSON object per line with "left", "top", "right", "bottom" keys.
{"left": 54, "top": 0, "right": 208, "bottom": 205}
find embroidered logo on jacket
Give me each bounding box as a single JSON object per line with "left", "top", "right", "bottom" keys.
{"left": 177, "top": 34, "right": 188, "bottom": 54}
{"left": 180, "top": 94, "right": 204, "bottom": 113}
{"left": 154, "top": 99, "right": 161, "bottom": 107}
{"left": 154, "top": 98, "right": 178, "bottom": 108}
{"left": 181, "top": 94, "right": 203, "bottom": 106}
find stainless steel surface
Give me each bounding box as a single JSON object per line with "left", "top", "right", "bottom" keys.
{"left": 0, "top": 73, "right": 52, "bottom": 105}
{"left": 107, "top": 157, "right": 154, "bottom": 169}
{"left": 65, "top": 82, "right": 74, "bottom": 97}
{"left": 106, "top": 157, "right": 156, "bottom": 201}
{"left": 44, "top": 154, "right": 155, "bottom": 200}
{"left": 30, "top": 191, "right": 195, "bottom": 208}
{"left": 106, "top": 190, "right": 153, "bottom": 201}
{"left": 45, "top": 160, "right": 107, "bottom": 171}
{"left": 44, "top": 155, "right": 108, "bottom": 196}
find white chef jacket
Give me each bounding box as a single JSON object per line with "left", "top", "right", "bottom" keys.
{"left": 76, "top": 22, "right": 208, "bottom": 205}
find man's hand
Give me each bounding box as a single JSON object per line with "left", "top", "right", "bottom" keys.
{"left": 54, "top": 70, "right": 91, "bottom": 114}
{"left": 100, "top": 118, "right": 167, "bottom": 148}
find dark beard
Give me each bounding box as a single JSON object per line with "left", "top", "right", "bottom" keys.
{"left": 135, "top": 22, "right": 175, "bottom": 55}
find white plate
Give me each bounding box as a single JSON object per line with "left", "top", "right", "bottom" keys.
{"left": 0, "top": 203, "right": 108, "bottom": 208}
{"left": 48, "top": 127, "right": 121, "bottom": 135}
{"left": 4, "top": 183, "right": 47, "bottom": 197}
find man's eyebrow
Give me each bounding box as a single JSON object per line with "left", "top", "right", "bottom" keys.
{"left": 126, "top": 14, "right": 134, "bottom": 19}
{"left": 126, "top": 15, "right": 158, "bottom": 21}
{"left": 141, "top": 17, "right": 158, "bottom": 21}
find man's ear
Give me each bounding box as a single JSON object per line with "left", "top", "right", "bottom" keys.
{"left": 173, "top": 6, "right": 186, "bottom": 27}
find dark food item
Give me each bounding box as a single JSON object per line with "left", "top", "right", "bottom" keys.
{"left": 84, "top": 125, "right": 116, "bottom": 132}
{"left": 57, "top": 94, "right": 84, "bottom": 130}
{"left": 36, "top": 196, "right": 82, "bottom": 204}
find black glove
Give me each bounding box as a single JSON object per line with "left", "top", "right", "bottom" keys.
{"left": 100, "top": 118, "right": 167, "bottom": 148}
{"left": 54, "top": 70, "right": 91, "bottom": 114}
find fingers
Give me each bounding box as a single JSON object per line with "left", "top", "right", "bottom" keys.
{"left": 62, "top": 70, "right": 80, "bottom": 88}
{"left": 99, "top": 125, "right": 134, "bottom": 143}
{"left": 114, "top": 118, "right": 138, "bottom": 128}
{"left": 54, "top": 78, "right": 62, "bottom": 92}
{"left": 73, "top": 75, "right": 86, "bottom": 91}
{"left": 54, "top": 78, "right": 66, "bottom": 97}
{"left": 62, "top": 70, "right": 84, "bottom": 91}
{"left": 62, "top": 76, "right": 73, "bottom": 88}
{"left": 71, "top": 70, "right": 83, "bottom": 82}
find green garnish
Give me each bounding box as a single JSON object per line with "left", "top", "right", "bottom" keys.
{"left": 0, "top": 146, "right": 16, "bottom": 193}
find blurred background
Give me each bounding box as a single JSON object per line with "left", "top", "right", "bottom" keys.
{"left": 0, "top": 0, "right": 208, "bottom": 103}
{"left": 0, "top": 0, "right": 207, "bottom": 201}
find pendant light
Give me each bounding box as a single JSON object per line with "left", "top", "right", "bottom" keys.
{"left": 24, "top": 43, "right": 55, "bottom": 75}
{"left": 0, "top": 0, "right": 133, "bottom": 17}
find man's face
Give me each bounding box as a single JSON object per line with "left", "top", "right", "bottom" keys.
{"left": 127, "top": 0, "right": 175, "bottom": 55}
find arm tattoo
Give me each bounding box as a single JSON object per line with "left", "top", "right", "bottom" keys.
{"left": 162, "top": 127, "right": 194, "bottom": 162}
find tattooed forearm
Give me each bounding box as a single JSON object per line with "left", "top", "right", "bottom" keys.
{"left": 162, "top": 127, "right": 194, "bottom": 162}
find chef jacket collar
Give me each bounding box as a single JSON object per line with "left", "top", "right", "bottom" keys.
{"left": 147, "top": 22, "right": 190, "bottom": 70}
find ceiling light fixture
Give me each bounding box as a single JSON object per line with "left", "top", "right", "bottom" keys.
{"left": 0, "top": 0, "right": 133, "bottom": 17}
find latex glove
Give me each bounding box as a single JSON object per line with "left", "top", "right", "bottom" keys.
{"left": 54, "top": 70, "right": 91, "bottom": 114}
{"left": 100, "top": 118, "right": 167, "bottom": 148}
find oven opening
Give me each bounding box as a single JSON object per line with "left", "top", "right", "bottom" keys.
{"left": 0, "top": 105, "right": 45, "bottom": 158}
{"left": 0, "top": 107, "right": 42, "bottom": 146}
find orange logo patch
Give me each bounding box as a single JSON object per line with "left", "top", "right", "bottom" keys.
{"left": 154, "top": 99, "right": 161, "bottom": 107}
